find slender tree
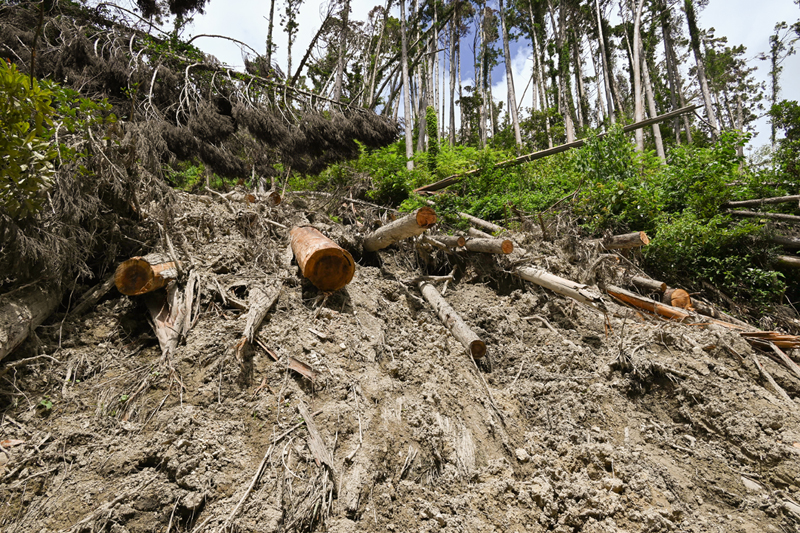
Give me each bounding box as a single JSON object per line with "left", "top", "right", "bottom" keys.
{"left": 684, "top": 0, "right": 719, "bottom": 138}
{"left": 400, "top": 0, "right": 414, "bottom": 169}
{"left": 499, "top": 0, "right": 522, "bottom": 149}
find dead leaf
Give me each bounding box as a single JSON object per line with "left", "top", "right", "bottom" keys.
{"left": 0, "top": 439, "right": 25, "bottom": 448}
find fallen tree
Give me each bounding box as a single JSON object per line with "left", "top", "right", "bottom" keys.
{"left": 725, "top": 210, "right": 800, "bottom": 224}
{"left": 0, "top": 282, "right": 61, "bottom": 361}
{"left": 516, "top": 267, "right": 605, "bottom": 309}
{"left": 363, "top": 208, "right": 437, "bottom": 252}
{"left": 115, "top": 254, "right": 178, "bottom": 296}
{"left": 464, "top": 238, "right": 513, "bottom": 255}
{"left": 290, "top": 227, "right": 355, "bottom": 292}
{"left": 722, "top": 195, "right": 800, "bottom": 208}
{"left": 419, "top": 281, "right": 486, "bottom": 359}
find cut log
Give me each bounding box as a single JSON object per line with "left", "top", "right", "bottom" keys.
{"left": 290, "top": 226, "right": 355, "bottom": 292}
{"left": 468, "top": 227, "right": 493, "bottom": 239}
{"left": 602, "top": 231, "right": 650, "bottom": 250}
{"left": 459, "top": 212, "right": 504, "bottom": 235}
{"left": 722, "top": 195, "right": 800, "bottom": 208}
{"left": 418, "top": 281, "right": 486, "bottom": 359}
{"left": 777, "top": 255, "right": 800, "bottom": 269}
{"left": 691, "top": 299, "right": 752, "bottom": 329}
{"left": 662, "top": 288, "right": 693, "bottom": 310}
{"left": 726, "top": 210, "right": 800, "bottom": 224}
{"left": 363, "top": 207, "right": 437, "bottom": 252}
{"left": 768, "top": 234, "right": 800, "bottom": 249}
{"left": 435, "top": 235, "right": 467, "bottom": 248}
{"left": 516, "top": 267, "right": 605, "bottom": 309}
{"left": 145, "top": 283, "right": 186, "bottom": 357}
{"left": 464, "top": 237, "right": 513, "bottom": 254}
{"left": 0, "top": 282, "right": 61, "bottom": 361}
{"left": 629, "top": 276, "right": 667, "bottom": 294}
{"left": 115, "top": 253, "right": 178, "bottom": 296}
{"left": 606, "top": 285, "right": 693, "bottom": 321}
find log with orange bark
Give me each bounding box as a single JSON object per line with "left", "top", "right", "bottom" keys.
{"left": 115, "top": 253, "right": 178, "bottom": 296}
{"left": 290, "top": 226, "right": 355, "bottom": 292}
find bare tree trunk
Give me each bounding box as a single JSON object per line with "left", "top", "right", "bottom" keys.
{"left": 265, "top": 0, "right": 276, "bottom": 69}
{"left": 632, "top": 0, "right": 645, "bottom": 152}
{"left": 449, "top": 6, "right": 457, "bottom": 145}
{"left": 529, "top": 7, "right": 552, "bottom": 148}
{"left": 571, "top": 30, "right": 588, "bottom": 130}
{"left": 549, "top": 0, "right": 574, "bottom": 142}
{"left": 684, "top": 0, "right": 719, "bottom": 138}
{"left": 642, "top": 56, "right": 665, "bottom": 160}
{"left": 587, "top": 38, "right": 607, "bottom": 122}
{"left": 499, "top": 0, "right": 522, "bottom": 149}
{"left": 400, "top": 0, "right": 414, "bottom": 169}
{"left": 659, "top": 0, "right": 692, "bottom": 143}
{"left": 595, "top": 0, "right": 616, "bottom": 122}
{"left": 333, "top": 0, "right": 350, "bottom": 102}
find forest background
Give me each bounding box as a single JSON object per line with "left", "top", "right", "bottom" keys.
{"left": 3, "top": 0, "right": 800, "bottom": 329}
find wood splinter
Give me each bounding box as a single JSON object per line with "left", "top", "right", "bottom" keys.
{"left": 418, "top": 281, "right": 486, "bottom": 359}
{"left": 363, "top": 207, "right": 437, "bottom": 251}
{"left": 290, "top": 226, "right": 355, "bottom": 292}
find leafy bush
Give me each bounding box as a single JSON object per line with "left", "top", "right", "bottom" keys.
{"left": 0, "top": 60, "right": 58, "bottom": 218}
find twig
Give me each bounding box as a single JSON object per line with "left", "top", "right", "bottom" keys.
{"left": 0, "top": 355, "right": 61, "bottom": 379}
{"left": 753, "top": 355, "right": 795, "bottom": 408}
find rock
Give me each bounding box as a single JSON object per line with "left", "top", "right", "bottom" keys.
{"left": 602, "top": 477, "right": 624, "bottom": 494}
{"left": 515, "top": 448, "right": 531, "bottom": 462}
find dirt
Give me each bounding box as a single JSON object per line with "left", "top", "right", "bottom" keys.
{"left": 1, "top": 191, "right": 799, "bottom": 533}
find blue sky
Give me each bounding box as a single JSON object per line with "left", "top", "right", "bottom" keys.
{"left": 185, "top": 0, "right": 800, "bottom": 151}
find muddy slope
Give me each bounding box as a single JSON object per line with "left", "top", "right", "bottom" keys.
{"left": 1, "top": 192, "right": 799, "bottom": 533}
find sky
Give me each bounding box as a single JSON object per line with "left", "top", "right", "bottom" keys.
{"left": 184, "top": 0, "right": 800, "bottom": 151}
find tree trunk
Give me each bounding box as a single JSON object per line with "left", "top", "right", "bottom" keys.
{"left": 290, "top": 226, "right": 355, "bottom": 291}
{"left": 516, "top": 267, "right": 605, "bottom": 308}
{"left": 632, "top": 0, "right": 645, "bottom": 152}
{"left": 400, "top": 0, "right": 414, "bottom": 170}
{"left": 499, "top": 0, "right": 522, "bottom": 149}
{"left": 464, "top": 237, "right": 513, "bottom": 254}
{"left": 145, "top": 283, "right": 185, "bottom": 358}
{"left": 434, "top": 235, "right": 467, "bottom": 248}
{"left": 662, "top": 288, "right": 693, "bottom": 309}
{"left": 777, "top": 256, "right": 800, "bottom": 269}
{"left": 602, "top": 231, "right": 650, "bottom": 250}
{"left": 419, "top": 281, "right": 486, "bottom": 359}
{"left": 265, "top": 0, "right": 276, "bottom": 69}
{"left": 684, "top": 0, "right": 720, "bottom": 138}
{"left": 606, "top": 284, "right": 693, "bottom": 321}
{"left": 529, "top": 9, "right": 552, "bottom": 147}
{"left": 449, "top": 3, "right": 457, "bottom": 145}
{"left": 363, "top": 207, "right": 437, "bottom": 251}
{"left": 333, "top": 0, "right": 350, "bottom": 102}
{"left": 629, "top": 276, "right": 667, "bottom": 293}
{"left": 571, "top": 30, "right": 588, "bottom": 130}
{"left": 722, "top": 195, "right": 800, "bottom": 208}
{"left": 549, "top": 0, "right": 575, "bottom": 142}
{"left": 468, "top": 227, "right": 493, "bottom": 239}
{"left": 726, "top": 210, "right": 800, "bottom": 224}
{"left": 115, "top": 253, "right": 178, "bottom": 296}
{"left": 659, "top": 0, "right": 692, "bottom": 143}
{"left": 0, "top": 282, "right": 60, "bottom": 361}
{"left": 595, "top": 0, "right": 616, "bottom": 122}
{"left": 767, "top": 234, "right": 800, "bottom": 249}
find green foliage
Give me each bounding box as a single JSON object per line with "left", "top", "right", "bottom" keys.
{"left": 426, "top": 106, "right": 439, "bottom": 173}
{"left": 770, "top": 100, "right": 800, "bottom": 180}
{"left": 0, "top": 60, "right": 114, "bottom": 219}
{"left": 0, "top": 60, "right": 58, "bottom": 218}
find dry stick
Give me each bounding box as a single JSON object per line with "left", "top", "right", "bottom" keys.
{"left": 363, "top": 208, "right": 437, "bottom": 252}
{"left": 722, "top": 195, "right": 800, "bottom": 208}
{"left": 418, "top": 281, "right": 486, "bottom": 359}
{"left": 68, "top": 273, "right": 116, "bottom": 318}
{"left": 725, "top": 210, "right": 800, "bottom": 224}
{"left": 204, "top": 187, "right": 235, "bottom": 213}
{"left": 219, "top": 410, "right": 322, "bottom": 532}
{"left": 767, "top": 342, "right": 800, "bottom": 381}
{"left": 753, "top": 355, "right": 795, "bottom": 408}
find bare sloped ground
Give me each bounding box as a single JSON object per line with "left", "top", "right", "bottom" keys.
{"left": 1, "top": 192, "right": 799, "bottom": 533}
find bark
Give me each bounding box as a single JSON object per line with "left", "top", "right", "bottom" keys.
{"left": 419, "top": 281, "right": 486, "bottom": 359}
{"left": 768, "top": 234, "right": 800, "bottom": 249}
{"left": 0, "top": 282, "right": 60, "bottom": 361}
{"left": 660, "top": 3, "right": 692, "bottom": 143}
{"left": 726, "top": 210, "right": 800, "bottom": 224}
{"left": 548, "top": 0, "right": 575, "bottom": 142}
{"left": 606, "top": 284, "right": 693, "bottom": 321}
{"left": 602, "top": 231, "right": 650, "bottom": 250}
{"left": 691, "top": 300, "right": 753, "bottom": 329}
{"left": 115, "top": 253, "right": 178, "bottom": 296}
{"left": 435, "top": 235, "right": 467, "bottom": 248}
{"left": 363, "top": 207, "right": 437, "bottom": 251}
{"left": 595, "top": 0, "right": 616, "bottom": 122}
{"left": 333, "top": 0, "right": 351, "bottom": 102}
{"left": 528, "top": 6, "right": 552, "bottom": 147}
{"left": 459, "top": 212, "right": 505, "bottom": 234}
{"left": 722, "top": 195, "right": 800, "bottom": 208}
{"left": 464, "top": 237, "right": 513, "bottom": 254}
{"left": 297, "top": 402, "right": 336, "bottom": 472}
{"left": 449, "top": 2, "right": 457, "bottom": 146}
{"left": 684, "top": 0, "right": 720, "bottom": 137}
{"left": 290, "top": 226, "right": 355, "bottom": 291}
{"left": 662, "top": 288, "right": 693, "bottom": 310}
{"left": 145, "top": 283, "right": 186, "bottom": 358}
{"left": 632, "top": 0, "right": 645, "bottom": 151}
{"left": 639, "top": 36, "right": 665, "bottom": 160}
{"left": 400, "top": 0, "right": 414, "bottom": 170}
{"left": 571, "top": 30, "right": 587, "bottom": 130}
{"left": 242, "top": 283, "right": 282, "bottom": 343}
{"left": 777, "top": 256, "right": 800, "bottom": 269}
{"left": 265, "top": 0, "right": 276, "bottom": 69}
{"left": 468, "top": 227, "right": 493, "bottom": 239}
{"left": 741, "top": 331, "right": 800, "bottom": 350}
{"left": 499, "top": 0, "right": 522, "bottom": 149}
{"left": 516, "top": 267, "right": 605, "bottom": 308}
{"left": 629, "top": 276, "right": 666, "bottom": 293}
{"left": 68, "top": 273, "right": 116, "bottom": 318}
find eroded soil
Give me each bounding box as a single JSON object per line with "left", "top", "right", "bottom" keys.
{"left": 1, "top": 191, "right": 799, "bottom": 533}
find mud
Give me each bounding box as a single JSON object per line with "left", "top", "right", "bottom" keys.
{"left": 1, "top": 191, "right": 799, "bottom": 533}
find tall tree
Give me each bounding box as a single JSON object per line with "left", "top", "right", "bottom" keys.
{"left": 595, "top": 0, "right": 615, "bottom": 122}
{"left": 333, "top": 0, "right": 351, "bottom": 101}
{"left": 281, "top": 0, "right": 303, "bottom": 78}
{"left": 400, "top": 0, "right": 414, "bottom": 169}
{"left": 683, "top": 0, "right": 719, "bottom": 138}
{"left": 499, "top": 0, "right": 522, "bottom": 149}
{"left": 631, "top": 0, "right": 644, "bottom": 151}
{"left": 658, "top": 0, "right": 692, "bottom": 144}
